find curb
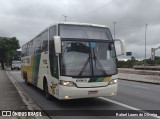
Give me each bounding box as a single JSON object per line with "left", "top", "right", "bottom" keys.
{"left": 6, "top": 71, "right": 34, "bottom": 110}
{"left": 118, "top": 68, "right": 160, "bottom": 76}
{"left": 118, "top": 73, "right": 160, "bottom": 84}
{"left": 6, "top": 71, "right": 50, "bottom": 119}
{"left": 118, "top": 78, "right": 160, "bottom": 85}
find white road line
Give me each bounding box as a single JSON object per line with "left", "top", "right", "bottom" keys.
{"left": 99, "top": 97, "right": 160, "bottom": 119}
{"left": 99, "top": 97, "right": 141, "bottom": 110}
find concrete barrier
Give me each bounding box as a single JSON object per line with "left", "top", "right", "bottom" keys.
{"left": 118, "top": 69, "right": 160, "bottom": 84}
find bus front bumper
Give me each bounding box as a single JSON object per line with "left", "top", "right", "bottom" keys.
{"left": 58, "top": 84, "right": 117, "bottom": 100}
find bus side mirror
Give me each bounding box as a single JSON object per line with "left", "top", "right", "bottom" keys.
{"left": 54, "top": 36, "right": 61, "bottom": 54}
{"left": 114, "top": 39, "right": 125, "bottom": 56}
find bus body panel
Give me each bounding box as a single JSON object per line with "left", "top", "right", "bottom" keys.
{"left": 46, "top": 74, "right": 59, "bottom": 99}
{"left": 59, "top": 76, "right": 111, "bottom": 87}
{"left": 21, "top": 22, "right": 120, "bottom": 100}
{"left": 45, "top": 75, "right": 118, "bottom": 99}
{"left": 21, "top": 52, "right": 60, "bottom": 98}
{"left": 59, "top": 83, "right": 117, "bottom": 100}
{"left": 36, "top": 52, "right": 48, "bottom": 90}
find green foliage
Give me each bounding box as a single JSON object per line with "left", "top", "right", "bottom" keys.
{"left": 118, "top": 59, "right": 136, "bottom": 68}
{"left": 154, "top": 56, "right": 160, "bottom": 65}
{"left": 0, "top": 37, "right": 20, "bottom": 69}
{"left": 142, "top": 57, "right": 160, "bottom": 65}
{"left": 118, "top": 56, "right": 160, "bottom": 68}
{"left": 133, "top": 61, "right": 143, "bottom": 65}
{"left": 145, "top": 58, "right": 155, "bottom": 65}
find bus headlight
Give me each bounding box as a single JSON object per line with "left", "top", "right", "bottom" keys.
{"left": 108, "top": 79, "right": 118, "bottom": 85}
{"left": 59, "top": 80, "right": 77, "bottom": 87}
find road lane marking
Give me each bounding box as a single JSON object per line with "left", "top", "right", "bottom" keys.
{"left": 99, "top": 97, "right": 160, "bottom": 119}
{"left": 99, "top": 97, "right": 141, "bottom": 110}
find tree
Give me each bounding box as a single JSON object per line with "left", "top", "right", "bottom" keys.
{"left": 154, "top": 56, "right": 160, "bottom": 65}
{"left": 0, "top": 37, "right": 20, "bottom": 70}
{"left": 131, "top": 56, "right": 136, "bottom": 61}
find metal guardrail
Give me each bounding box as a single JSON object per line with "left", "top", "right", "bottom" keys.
{"left": 133, "top": 65, "right": 160, "bottom": 70}
{"left": 118, "top": 68, "right": 160, "bottom": 84}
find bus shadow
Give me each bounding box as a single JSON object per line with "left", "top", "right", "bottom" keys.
{"left": 54, "top": 98, "right": 113, "bottom": 109}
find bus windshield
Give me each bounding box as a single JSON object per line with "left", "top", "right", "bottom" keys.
{"left": 12, "top": 61, "right": 21, "bottom": 64}
{"left": 60, "top": 41, "right": 117, "bottom": 77}
{"left": 59, "top": 25, "right": 117, "bottom": 77}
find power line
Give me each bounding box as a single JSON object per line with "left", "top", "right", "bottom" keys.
{"left": 70, "top": 0, "right": 115, "bottom": 20}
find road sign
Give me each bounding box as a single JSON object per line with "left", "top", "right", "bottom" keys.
{"left": 126, "top": 52, "right": 132, "bottom": 56}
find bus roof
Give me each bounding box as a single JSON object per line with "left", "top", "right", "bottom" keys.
{"left": 50, "top": 22, "right": 109, "bottom": 28}
{"left": 22, "top": 22, "right": 109, "bottom": 47}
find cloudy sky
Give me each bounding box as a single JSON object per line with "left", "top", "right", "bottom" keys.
{"left": 0, "top": 0, "right": 160, "bottom": 60}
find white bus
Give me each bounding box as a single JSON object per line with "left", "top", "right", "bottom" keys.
{"left": 21, "top": 22, "right": 125, "bottom": 100}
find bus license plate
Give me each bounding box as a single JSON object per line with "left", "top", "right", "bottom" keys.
{"left": 88, "top": 90, "right": 98, "bottom": 95}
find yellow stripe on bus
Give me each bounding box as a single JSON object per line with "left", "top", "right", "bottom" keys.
{"left": 103, "top": 77, "right": 111, "bottom": 82}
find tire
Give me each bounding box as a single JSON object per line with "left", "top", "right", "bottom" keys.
{"left": 24, "top": 73, "right": 30, "bottom": 86}
{"left": 44, "top": 81, "right": 51, "bottom": 100}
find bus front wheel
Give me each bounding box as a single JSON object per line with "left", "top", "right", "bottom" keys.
{"left": 44, "top": 81, "right": 51, "bottom": 100}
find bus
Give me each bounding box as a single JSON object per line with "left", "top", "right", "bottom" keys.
{"left": 21, "top": 22, "right": 125, "bottom": 100}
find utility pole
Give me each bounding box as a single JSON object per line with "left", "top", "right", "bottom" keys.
{"left": 113, "top": 22, "right": 117, "bottom": 40}
{"left": 144, "top": 24, "right": 148, "bottom": 65}
{"left": 151, "top": 46, "right": 160, "bottom": 60}
{"left": 63, "top": 15, "right": 68, "bottom": 22}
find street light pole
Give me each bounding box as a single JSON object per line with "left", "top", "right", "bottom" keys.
{"left": 113, "top": 22, "right": 117, "bottom": 40}
{"left": 63, "top": 15, "right": 68, "bottom": 22}
{"left": 144, "top": 24, "right": 148, "bottom": 65}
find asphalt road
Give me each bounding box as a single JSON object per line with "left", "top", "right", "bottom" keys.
{"left": 109, "top": 79, "right": 160, "bottom": 110}
{"left": 9, "top": 70, "right": 160, "bottom": 119}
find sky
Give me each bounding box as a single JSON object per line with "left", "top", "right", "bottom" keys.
{"left": 0, "top": 0, "right": 160, "bottom": 60}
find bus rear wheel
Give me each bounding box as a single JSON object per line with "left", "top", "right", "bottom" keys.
{"left": 24, "top": 73, "right": 30, "bottom": 86}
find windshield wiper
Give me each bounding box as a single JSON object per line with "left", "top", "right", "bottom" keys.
{"left": 79, "top": 48, "right": 108, "bottom": 77}
{"left": 78, "top": 54, "right": 91, "bottom": 76}
{"left": 92, "top": 48, "right": 108, "bottom": 75}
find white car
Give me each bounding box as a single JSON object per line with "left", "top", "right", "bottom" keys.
{"left": 11, "top": 60, "right": 21, "bottom": 70}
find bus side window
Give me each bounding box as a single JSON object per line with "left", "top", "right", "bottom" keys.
{"left": 34, "top": 36, "right": 41, "bottom": 53}
{"left": 49, "top": 26, "right": 58, "bottom": 78}
{"left": 32, "top": 38, "right": 36, "bottom": 54}
{"left": 40, "top": 31, "right": 48, "bottom": 52}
